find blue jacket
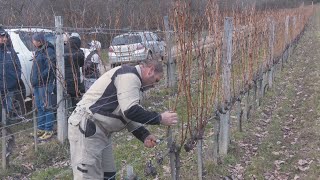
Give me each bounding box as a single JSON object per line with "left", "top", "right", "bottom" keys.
{"left": 0, "top": 44, "right": 22, "bottom": 92}
{"left": 31, "top": 43, "right": 56, "bottom": 88}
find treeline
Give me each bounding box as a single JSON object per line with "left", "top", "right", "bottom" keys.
{"left": 0, "top": 0, "right": 314, "bottom": 48}
{"left": 0, "top": 0, "right": 171, "bottom": 29}
{"left": 0, "top": 0, "right": 315, "bottom": 28}
{"left": 255, "top": 0, "right": 317, "bottom": 9}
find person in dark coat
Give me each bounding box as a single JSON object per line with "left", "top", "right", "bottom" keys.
{"left": 31, "top": 32, "right": 56, "bottom": 141}
{"left": 0, "top": 27, "right": 22, "bottom": 120}
{"left": 64, "top": 35, "right": 85, "bottom": 109}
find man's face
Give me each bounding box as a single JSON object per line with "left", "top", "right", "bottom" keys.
{"left": 0, "top": 34, "right": 8, "bottom": 44}
{"left": 142, "top": 67, "right": 163, "bottom": 91}
{"left": 32, "top": 39, "right": 42, "bottom": 48}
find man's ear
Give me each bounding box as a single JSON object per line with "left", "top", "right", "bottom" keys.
{"left": 147, "top": 66, "right": 155, "bottom": 76}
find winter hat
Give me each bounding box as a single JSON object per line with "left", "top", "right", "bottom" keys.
{"left": 0, "top": 26, "right": 9, "bottom": 37}
{"left": 70, "top": 32, "right": 81, "bottom": 40}
{"left": 69, "top": 36, "right": 81, "bottom": 49}
{"left": 32, "top": 33, "right": 46, "bottom": 44}
{"left": 88, "top": 40, "right": 101, "bottom": 50}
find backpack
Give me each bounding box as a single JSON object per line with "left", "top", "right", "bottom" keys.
{"left": 83, "top": 50, "right": 100, "bottom": 78}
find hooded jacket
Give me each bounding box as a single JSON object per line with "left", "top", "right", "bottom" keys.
{"left": 0, "top": 43, "right": 22, "bottom": 92}
{"left": 64, "top": 36, "right": 85, "bottom": 97}
{"left": 30, "top": 42, "right": 56, "bottom": 88}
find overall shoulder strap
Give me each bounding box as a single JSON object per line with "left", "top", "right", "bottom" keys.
{"left": 85, "top": 50, "right": 97, "bottom": 62}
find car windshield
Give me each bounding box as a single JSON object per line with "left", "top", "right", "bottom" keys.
{"left": 111, "top": 35, "right": 142, "bottom": 46}
{"left": 18, "top": 31, "right": 56, "bottom": 51}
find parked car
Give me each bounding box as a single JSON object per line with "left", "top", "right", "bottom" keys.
{"left": 108, "top": 31, "right": 165, "bottom": 67}
{"left": 5, "top": 28, "right": 56, "bottom": 99}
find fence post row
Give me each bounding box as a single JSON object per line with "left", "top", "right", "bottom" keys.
{"left": 55, "top": 16, "right": 67, "bottom": 143}
{"left": 219, "top": 17, "right": 233, "bottom": 156}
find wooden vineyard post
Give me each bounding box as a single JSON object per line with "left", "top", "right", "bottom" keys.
{"left": 257, "top": 26, "right": 264, "bottom": 107}
{"left": 33, "top": 102, "right": 38, "bottom": 152}
{"left": 219, "top": 17, "right": 233, "bottom": 156}
{"left": 197, "top": 139, "right": 203, "bottom": 180}
{"left": 257, "top": 67, "right": 264, "bottom": 107}
{"left": 284, "top": 16, "right": 290, "bottom": 64}
{"left": 164, "top": 15, "right": 177, "bottom": 180}
{"left": 213, "top": 113, "right": 220, "bottom": 164}
{"left": 289, "top": 16, "right": 297, "bottom": 56}
{"left": 236, "top": 98, "right": 243, "bottom": 132}
{"left": 268, "top": 19, "right": 275, "bottom": 90}
{"left": 167, "top": 128, "right": 176, "bottom": 180}
{"left": 243, "top": 90, "right": 250, "bottom": 121}
{"left": 1, "top": 105, "right": 7, "bottom": 170}
{"left": 55, "top": 16, "right": 67, "bottom": 143}
{"left": 164, "top": 16, "right": 176, "bottom": 88}
{"left": 253, "top": 80, "right": 258, "bottom": 109}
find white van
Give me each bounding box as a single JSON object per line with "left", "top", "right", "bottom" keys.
{"left": 6, "top": 28, "right": 55, "bottom": 98}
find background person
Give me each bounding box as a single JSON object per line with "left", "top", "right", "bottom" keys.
{"left": 0, "top": 27, "right": 22, "bottom": 122}
{"left": 31, "top": 33, "right": 56, "bottom": 141}
{"left": 82, "top": 40, "right": 102, "bottom": 91}
{"left": 64, "top": 33, "right": 85, "bottom": 110}
{"left": 0, "top": 26, "right": 22, "bottom": 160}
{"left": 68, "top": 59, "right": 178, "bottom": 179}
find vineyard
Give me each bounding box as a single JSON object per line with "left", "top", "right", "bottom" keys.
{"left": 0, "top": 1, "right": 319, "bottom": 179}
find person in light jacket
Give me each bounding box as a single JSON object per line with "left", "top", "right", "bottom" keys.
{"left": 68, "top": 59, "right": 178, "bottom": 179}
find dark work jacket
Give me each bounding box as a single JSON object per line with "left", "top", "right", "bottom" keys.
{"left": 0, "top": 43, "right": 22, "bottom": 92}
{"left": 64, "top": 37, "right": 85, "bottom": 97}
{"left": 30, "top": 43, "right": 56, "bottom": 88}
